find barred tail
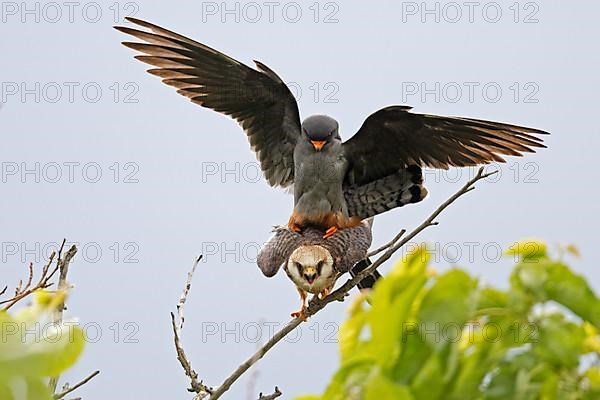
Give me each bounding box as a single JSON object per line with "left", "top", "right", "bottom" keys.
{"left": 350, "top": 258, "right": 381, "bottom": 291}
{"left": 344, "top": 165, "right": 428, "bottom": 219}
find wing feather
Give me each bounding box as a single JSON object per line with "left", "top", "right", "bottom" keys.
{"left": 342, "top": 105, "right": 548, "bottom": 185}
{"left": 115, "top": 18, "right": 301, "bottom": 188}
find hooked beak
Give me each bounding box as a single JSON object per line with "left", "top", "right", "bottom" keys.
{"left": 311, "top": 140, "right": 327, "bottom": 151}
{"left": 303, "top": 267, "right": 317, "bottom": 284}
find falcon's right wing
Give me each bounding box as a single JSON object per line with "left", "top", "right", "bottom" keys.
{"left": 115, "top": 18, "right": 302, "bottom": 188}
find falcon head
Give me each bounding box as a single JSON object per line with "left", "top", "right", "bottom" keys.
{"left": 286, "top": 245, "right": 335, "bottom": 293}
{"left": 301, "top": 115, "right": 340, "bottom": 151}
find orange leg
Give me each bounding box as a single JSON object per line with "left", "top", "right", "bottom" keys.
{"left": 287, "top": 212, "right": 303, "bottom": 233}
{"left": 318, "top": 285, "right": 333, "bottom": 300}
{"left": 323, "top": 225, "right": 338, "bottom": 239}
{"left": 291, "top": 288, "right": 308, "bottom": 321}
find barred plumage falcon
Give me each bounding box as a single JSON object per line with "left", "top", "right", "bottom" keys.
{"left": 257, "top": 220, "right": 375, "bottom": 320}
{"left": 115, "top": 18, "right": 548, "bottom": 238}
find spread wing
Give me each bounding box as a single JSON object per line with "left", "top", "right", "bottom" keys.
{"left": 115, "top": 17, "right": 301, "bottom": 188}
{"left": 342, "top": 105, "right": 548, "bottom": 185}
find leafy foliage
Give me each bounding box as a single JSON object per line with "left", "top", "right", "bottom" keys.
{"left": 298, "top": 241, "right": 600, "bottom": 400}
{"left": 0, "top": 290, "right": 86, "bottom": 400}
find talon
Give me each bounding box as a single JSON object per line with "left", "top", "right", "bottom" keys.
{"left": 291, "top": 288, "right": 308, "bottom": 320}
{"left": 287, "top": 211, "right": 304, "bottom": 233}
{"left": 287, "top": 220, "right": 302, "bottom": 233}
{"left": 291, "top": 307, "right": 307, "bottom": 321}
{"left": 290, "top": 224, "right": 302, "bottom": 233}
{"left": 319, "top": 287, "right": 332, "bottom": 300}
{"left": 323, "top": 226, "right": 338, "bottom": 239}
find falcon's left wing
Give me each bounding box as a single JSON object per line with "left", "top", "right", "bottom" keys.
{"left": 327, "top": 219, "right": 373, "bottom": 273}
{"left": 342, "top": 105, "right": 549, "bottom": 186}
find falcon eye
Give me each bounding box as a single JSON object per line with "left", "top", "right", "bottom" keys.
{"left": 294, "top": 262, "right": 303, "bottom": 274}
{"left": 316, "top": 260, "right": 324, "bottom": 274}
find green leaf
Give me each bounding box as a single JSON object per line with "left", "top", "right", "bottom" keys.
{"left": 368, "top": 246, "right": 430, "bottom": 367}
{"left": 477, "top": 288, "right": 509, "bottom": 311}
{"left": 505, "top": 239, "right": 548, "bottom": 262}
{"left": 417, "top": 269, "right": 478, "bottom": 350}
{"left": 542, "top": 262, "right": 600, "bottom": 328}
{"left": 339, "top": 295, "right": 369, "bottom": 362}
{"left": 391, "top": 326, "right": 432, "bottom": 384}
{"left": 1, "top": 323, "right": 86, "bottom": 378}
{"left": 0, "top": 376, "right": 54, "bottom": 400}
{"left": 532, "top": 314, "right": 586, "bottom": 368}
{"left": 320, "top": 358, "right": 375, "bottom": 400}
{"left": 410, "top": 352, "right": 445, "bottom": 400}
{"left": 364, "top": 369, "right": 414, "bottom": 400}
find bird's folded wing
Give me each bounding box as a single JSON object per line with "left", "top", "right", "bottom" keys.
{"left": 342, "top": 105, "right": 548, "bottom": 185}
{"left": 115, "top": 17, "right": 301, "bottom": 188}
{"left": 333, "top": 220, "right": 373, "bottom": 273}
{"left": 257, "top": 226, "right": 300, "bottom": 277}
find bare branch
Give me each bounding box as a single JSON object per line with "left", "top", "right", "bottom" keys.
{"left": 53, "top": 370, "right": 100, "bottom": 400}
{"left": 209, "top": 318, "right": 300, "bottom": 399}
{"left": 1, "top": 252, "right": 57, "bottom": 310}
{"left": 49, "top": 244, "right": 78, "bottom": 393}
{"left": 177, "top": 255, "right": 202, "bottom": 330}
{"left": 258, "top": 387, "right": 282, "bottom": 400}
{"left": 171, "top": 255, "right": 213, "bottom": 398}
{"left": 207, "top": 167, "right": 496, "bottom": 399}
{"left": 245, "top": 318, "right": 266, "bottom": 400}
{"left": 367, "top": 229, "right": 406, "bottom": 258}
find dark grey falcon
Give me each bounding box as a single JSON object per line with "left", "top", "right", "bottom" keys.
{"left": 257, "top": 220, "right": 374, "bottom": 320}
{"left": 115, "top": 18, "right": 548, "bottom": 238}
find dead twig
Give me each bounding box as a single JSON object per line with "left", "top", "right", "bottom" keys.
{"left": 49, "top": 243, "right": 79, "bottom": 393}
{"left": 258, "top": 387, "right": 282, "bottom": 399}
{"left": 367, "top": 229, "right": 406, "bottom": 258}
{"left": 171, "top": 255, "right": 213, "bottom": 398}
{"left": 1, "top": 252, "right": 58, "bottom": 311}
{"left": 53, "top": 370, "right": 100, "bottom": 400}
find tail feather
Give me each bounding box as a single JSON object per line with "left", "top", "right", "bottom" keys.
{"left": 350, "top": 258, "right": 381, "bottom": 291}
{"left": 344, "top": 165, "right": 428, "bottom": 219}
